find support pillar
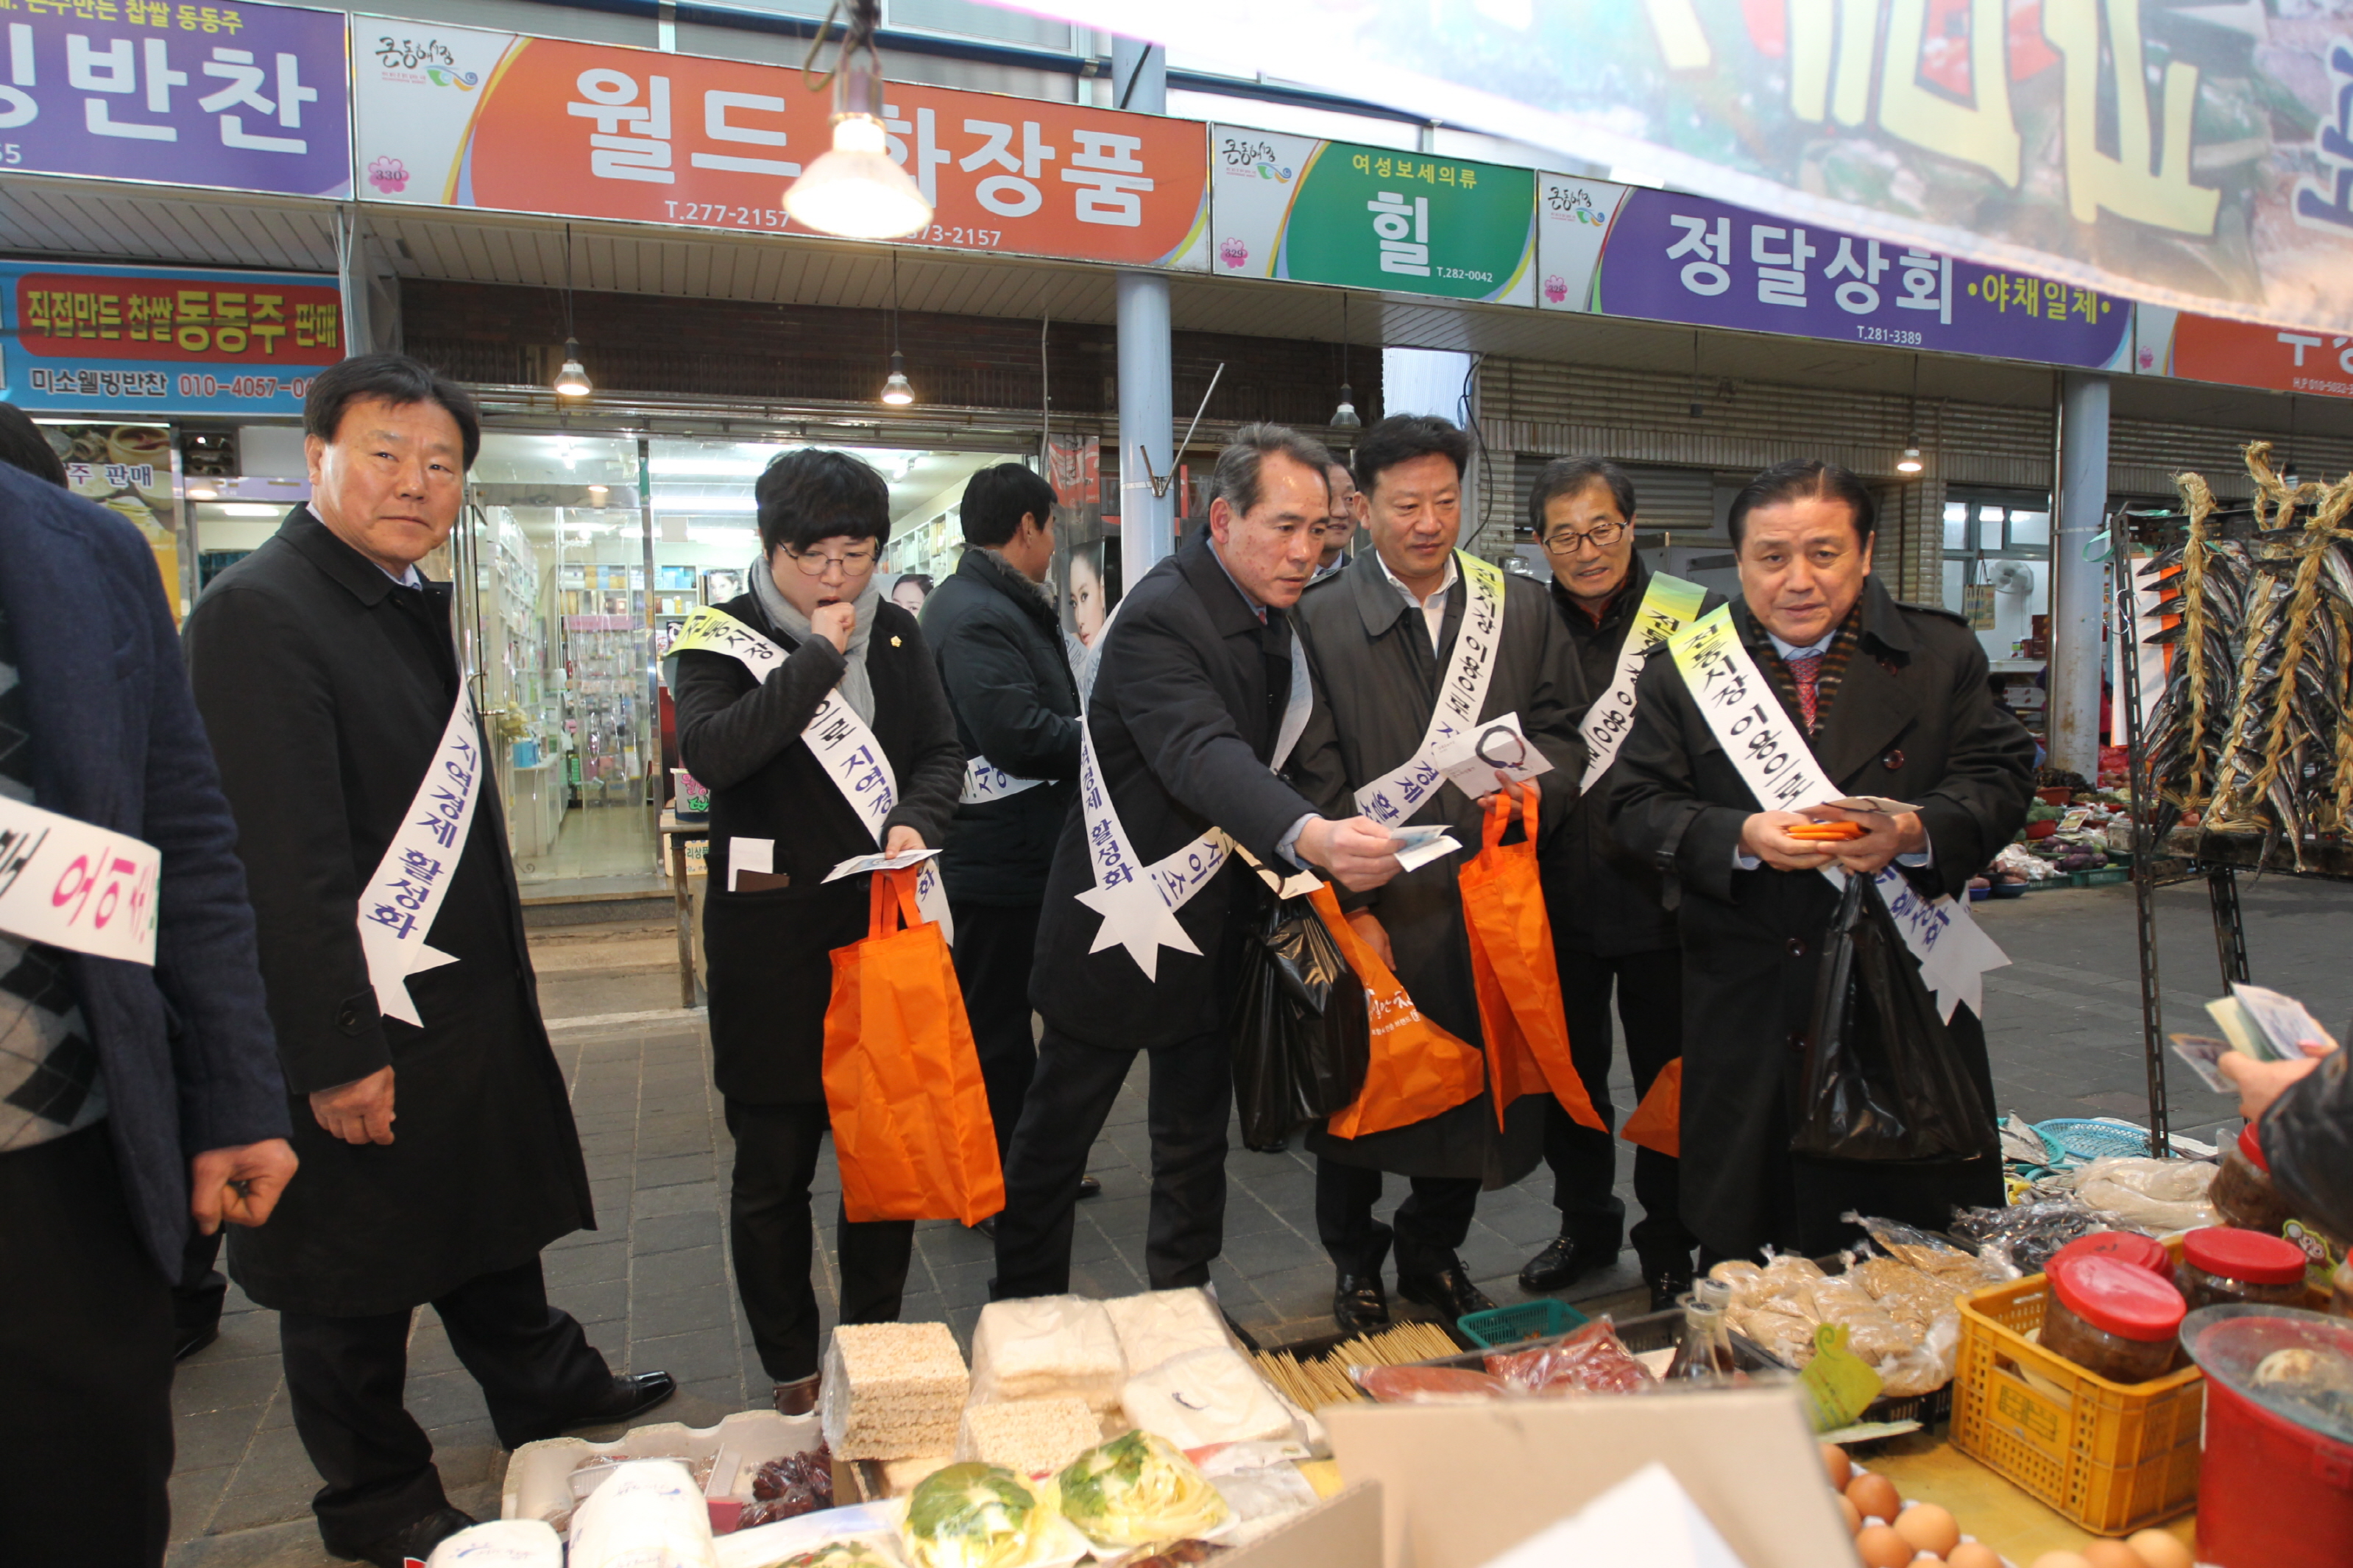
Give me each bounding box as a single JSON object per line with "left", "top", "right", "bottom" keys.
{"left": 2050, "top": 372, "right": 2110, "bottom": 778}
{"left": 1112, "top": 38, "right": 1174, "bottom": 578}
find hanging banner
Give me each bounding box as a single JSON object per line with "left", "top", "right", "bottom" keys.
{"left": 2132, "top": 307, "right": 2353, "bottom": 402}
{"left": 1015, "top": 1, "right": 2353, "bottom": 337}
{"left": 0, "top": 0, "right": 352, "bottom": 198}
{"left": 1209, "top": 127, "right": 1535, "bottom": 305}
{"left": 1596, "top": 189, "right": 2131, "bottom": 370}
{"left": 0, "top": 260, "right": 344, "bottom": 416}
{"left": 351, "top": 17, "right": 1209, "bottom": 270}
{"left": 1535, "top": 173, "right": 1632, "bottom": 313}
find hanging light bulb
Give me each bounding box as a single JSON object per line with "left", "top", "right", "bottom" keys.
{"left": 553, "top": 338, "right": 592, "bottom": 397}
{"left": 783, "top": 2, "right": 931, "bottom": 240}
{"left": 1897, "top": 447, "right": 1923, "bottom": 474}
{"left": 1331, "top": 383, "right": 1362, "bottom": 429}
{"left": 880, "top": 350, "right": 915, "bottom": 405}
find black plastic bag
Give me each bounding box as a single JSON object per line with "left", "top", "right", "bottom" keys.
{"left": 1790, "top": 874, "right": 1998, "bottom": 1163}
{"left": 1230, "top": 892, "right": 1369, "bottom": 1146}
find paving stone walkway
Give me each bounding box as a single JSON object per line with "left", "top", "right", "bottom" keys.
{"left": 162, "top": 874, "right": 2353, "bottom": 1564}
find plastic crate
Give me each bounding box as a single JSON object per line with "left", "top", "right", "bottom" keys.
{"left": 1948, "top": 1244, "right": 2204, "bottom": 1535}
{"left": 1457, "top": 1299, "right": 1590, "bottom": 1348}
{"left": 2071, "top": 868, "right": 2128, "bottom": 887}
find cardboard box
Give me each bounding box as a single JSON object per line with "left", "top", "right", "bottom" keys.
{"left": 1225, "top": 1386, "right": 1850, "bottom": 1568}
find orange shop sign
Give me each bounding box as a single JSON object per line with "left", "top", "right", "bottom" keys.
{"left": 13, "top": 272, "right": 344, "bottom": 364}
{"left": 351, "top": 16, "right": 1209, "bottom": 270}
{"left": 2146, "top": 310, "right": 2353, "bottom": 401}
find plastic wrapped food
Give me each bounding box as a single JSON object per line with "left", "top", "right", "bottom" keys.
{"left": 1121, "top": 1348, "right": 1294, "bottom": 1448}
{"left": 1054, "top": 1431, "right": 1233, "bottom": 1548}
{"left": 824, "top": 1323, "right": 972, "bottom": 1461}
{"left": 1120, "top": 1543, "right": 1228, "bottom": 1568}
{"left": 1351, "top": 1364, "right": 1509, "bottom": 1403}
{"left": 773, "top": 1545, "right": 899, "bottom": 1568}
{"left": 1841, "top": 1213, "right": 2002, "bottom": 1292}
{"left": 967, "top": 1296, "right": 1126, "bottom": 1412}
{"left": 899, "top": 1464, "right": 1046, "bottom": 1568}
{"left": 1950, "top": 1197, "right": 2143, "bottom": 1276}
{"left": 1486, "top": 1322, "right": 1657, "bottom": 1396}
{"left": 737, "top": 1446, "right": 835, "bottom": 1529}
{"left": 2064, "top": 1157, "right": 2220, "bottom": 1234}
{"left": 425, "top": 1519, "right": 564, "bottom": 1567}
{"left": 1103, "top": 1289, "right": 1232, "bottom": 1378}
{"left": 567, "top": 1461, "right": 719, "bottom": 1568}
{"left": 955, "top": 1397, "right": 1103, "bottom": 1479}
{"left": 1729, "top": 1307, "right": 1817, "bottom": 1367}
{"left": 1706, "top": 1259, "right": 1766, "bottom": 1307}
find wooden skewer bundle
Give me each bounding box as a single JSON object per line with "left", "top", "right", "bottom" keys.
{"left": 1254, "top": 1321, "right": 1462, "bottom": 1408}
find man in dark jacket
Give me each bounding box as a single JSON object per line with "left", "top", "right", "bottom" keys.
{"left": 919, "top": 465, "right": 1093, "bottom": 1197}
{"left": 1612, "top": 461, "right": 2032, "bottom": 1262}
{"left": 2223, "top": 1046, "right": 2352, "bottom": 1246}
{"left": 1524, "top": 458, "right": 1718, "bottom": 1310}
{"left": 0, "top": 464, "right": 295, "bottom": 1568}
{"left": 994, "top": 424, "right": 1404, "bottom": 1302}
{"left": 184, "top": 355, "right": 672, "bottom": 1568}
{"left": 1288, "top": 416, "right": 1587, "bottom": 1333}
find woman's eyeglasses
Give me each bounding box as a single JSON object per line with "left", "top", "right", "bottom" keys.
{"left": 1540, "top": 519, "right": 1627, "bottom": 556}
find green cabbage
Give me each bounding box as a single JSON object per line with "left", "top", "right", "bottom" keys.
{"left": 1054, "top": 1431, "right": 1231, "bottom": 1548}
{"left": 902, "top": 1462, "right": 1041, "bottom": 1568}
{"left": 776, "top": 1543, "right": 897, "bottom": 1568}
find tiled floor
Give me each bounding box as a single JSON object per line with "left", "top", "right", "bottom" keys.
{"left": 160, "top": 874, "right": 2350, "bottom": 1564}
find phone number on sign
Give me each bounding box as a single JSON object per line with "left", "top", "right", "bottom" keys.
{"left": 1853, "top": 324, "right": 1926, "bottom": 347}
{"left": 658, "top": 203, "right": 1004, "bottom": 250}
{"left": 180, "top": 375, "right": 316, "bottom": 401}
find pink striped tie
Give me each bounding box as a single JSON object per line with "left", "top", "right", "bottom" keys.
{"left": 1788, "top": 651, "right": 1823, "bottom": 731}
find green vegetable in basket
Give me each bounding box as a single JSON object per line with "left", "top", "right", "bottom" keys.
{"left": 902, "top": 1463, "right": 1043, "bottom": 1568}
{"left": 2025, "top": 803, "right": 2065, "bottom": 823}
{"left": 1055, "top": 1430, "right": 1231, "bottom": 1549}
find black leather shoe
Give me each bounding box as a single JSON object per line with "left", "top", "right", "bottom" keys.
{"left": 336, "top": 1505, "right": 475, "bottom": 1568}
{"left": 972, "top": 1215, "right": 998, "bottom": 1240}
{"left": 1518, "top": 1235, "right": 1617, "bottom": 1294}
{"left": 174, "top": 1324, "right": 220, "bottom": 1363}
{"left": 1331, "top": 1274, "right": 1390, "bottom": 1335}
{"left": 563, "top": 1371, "right": 677, "bottom": 1433}
{"left": 1245, "top": 1133, "right": 1289, "bottom": 1153}
{"left": 1395, "top": 1263, "right": 1496, "bottom": 1324}
{"left": 1077, "top": 1174, "right": 1103, "bottom": 1200}
{"left": 1643, "top": 1255, "right": 1697, "bottom": 1313}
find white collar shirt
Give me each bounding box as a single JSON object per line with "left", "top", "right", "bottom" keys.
{"left": 1376, "top": 550, "right": 1459, "bottom": 653}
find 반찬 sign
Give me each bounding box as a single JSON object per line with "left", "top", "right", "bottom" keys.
{"left": 351, "top": 17, "right": 1209, "bottom": 270}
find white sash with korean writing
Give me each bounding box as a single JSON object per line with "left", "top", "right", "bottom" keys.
{"left": 1353, "top": 552, "right": 1507, "bottom": 829}
{"left": 667, "top": 606, "right": 953, "bottom": 940}
{"left": 1072, "top": 600, "right": 1312, "bottom": 981}
{"left": 1581, "top": 572, "right": 1708, "bottom": 790}
{"left": 1666, "top": 606, "right": 2006, "bottom": 1021}
{"left": 960, "top": 756, "right": 1047, "bottom": 806}
{"left": 0, "top": 796, "right": 159, "bottom": 965}
{"left": 358, "top": 692, "right": 483, "bottom": 1026}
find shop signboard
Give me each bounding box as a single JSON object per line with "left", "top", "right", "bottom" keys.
{"left": 350, "top": 18, "right": 1209, "bottom": 271}
{"left": 0, "top": 258, "right": 344, "bottom": 416}
{"left": 0, "top": 0, "right": 350, "bottom": 198}
{"left": 1209, "top": 127, "right": 1535, "bottom": 305}
{"left": 1596, "top": 190, "right": 2131, "bottom": 372}
{"left": 1534, "top": 172, "right": 1632, "bottom": 312}
{"left": 2132, "top": 307, "right": 2353, "bottom": 402}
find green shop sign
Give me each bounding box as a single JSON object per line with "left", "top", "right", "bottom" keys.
{"left": 1210, "top": 128, "right": 1536, "bottom": 305}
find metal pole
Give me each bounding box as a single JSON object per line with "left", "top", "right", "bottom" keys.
{"left": 1112, "top": 38, "right": 1174, "bottom": 578}
{"left": 2050, "top": 372, "right": 2109, "bottom": 778}
{"left": 2115, "top": 550, "right": 2171, "bottom": 1158}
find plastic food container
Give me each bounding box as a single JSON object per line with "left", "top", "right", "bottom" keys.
{"left": 2176, "top": 1227, "right": 2311, "bottom": 1311}
{"left": 2050, "top": 1231, "right": 2171, "bottom": 1280}
{"left": 2211, "top": 1124, "right": 2296, "bottom": 1235}
{"left": 2332, "top": 1258, "right": 2352, "bottom": 1320}
{"left": 2039, "top": 1255, "right": 2186, "bottom": 1386}
{"left": 2182, "top": 1305, "right": 2353, "bottom": 1568}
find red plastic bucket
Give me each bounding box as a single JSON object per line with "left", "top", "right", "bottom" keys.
{"left": 2186, "top": 1308, "right": 2353, "bottom": 1567}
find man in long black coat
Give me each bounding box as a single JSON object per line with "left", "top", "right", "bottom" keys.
{"left": 1287, "top": 416, "right": 1585, "bottom": 1333}
{"left": 994, "top": 424, "right": 1403, "bottom": 1302}
{"left": 1610, "top": 461, "right": 2033, "bottom": 1263}
{"left": 184, "top": 355, "right": 671, "bottom": 1567}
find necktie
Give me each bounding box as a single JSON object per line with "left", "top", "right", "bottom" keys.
{"left": 1788, "top": 651, "right": 1823, "bottom": 731}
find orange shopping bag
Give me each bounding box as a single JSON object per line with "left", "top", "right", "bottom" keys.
{"left": 822, "top": 868, "right": 1005, "bottom": 1224}
{"left": 1619, "top": 1058, "right": 1682, "bottom": 1157}
{"left": 1310, "top": 884, "right": 1485, "bottom": 1140}
{"left": 1457, "top": 790, "right": 1606, "bottom": 1133}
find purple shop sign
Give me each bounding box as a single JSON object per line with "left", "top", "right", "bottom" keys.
{"left": 1598, "top": 191, "right": 2130, "bottom": 371}
{"left": 0, "top": 1, "right": 351, "bottom": 199}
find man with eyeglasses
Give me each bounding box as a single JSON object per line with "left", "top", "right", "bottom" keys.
{"left": 1521, "top": 459, "right": 1720, "bottom": 1310}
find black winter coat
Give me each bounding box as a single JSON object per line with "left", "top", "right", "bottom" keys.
{"left": 918, "top": 547, "right": 1081, "bottom": 907}
{"left": 1610, "top": 580, "right": 2034, "bottom": 1260}
{"left": 2262, "top": 1049, "right": 2353, "bottom": 1245}
{"left": 670, "top": 591, "right": 962, "bottom": 1104}
{"left": 1030, "top": 534, "right": 1323, "bottom": 1049}
{"left": 185, "top": 509, "right": 592, "bottom": 1317}
{"left": 1543, "top": 555, "right": 1724, "bottom": 957}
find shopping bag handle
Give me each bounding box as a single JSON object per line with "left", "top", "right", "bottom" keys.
{"left": 1479, "top": 779, "right": 1539, "bottom": 851}
{"left": 867, "top": 865, "right": 927, "bottom": 937}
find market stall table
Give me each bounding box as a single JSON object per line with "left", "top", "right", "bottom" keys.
{"left": 658, "top": 810, "right": 708, "bottom": 1007}
{"left": 1866, "top": 1430, "right": 2195, "bottom": 1566}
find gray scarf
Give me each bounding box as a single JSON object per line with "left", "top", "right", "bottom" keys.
{"left": 750, "top": 555, "right": 881, "bottom": 723}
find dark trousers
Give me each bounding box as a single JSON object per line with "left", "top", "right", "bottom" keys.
{"left": 0, "top": 1124, "right": 174, "bottom": 1568}
{"left": 1314, "top": 1158, "right": 1480, "bottom": 1279}
{"left": 177, "top": 1222, "right": 227, "bottom": 1341}
{"left": 949, "top": 899, "right": 1042, "bottom": 1166}
{"left": 1543, "top": 945, "right": 1695, "bottom": 1264}
{"left": 723, "top": 1097, "right": 913, "bottom": 1383}
{"left": 994, "top": 1024, "right": 1230, "bottom": 1299}
{"left": 279, "top": 1255, "right": 612, "bottom": 1554}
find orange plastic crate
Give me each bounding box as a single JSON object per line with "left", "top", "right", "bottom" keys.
{"left": 1948, "top": 1246, "right": 2204, "bottom": 1536}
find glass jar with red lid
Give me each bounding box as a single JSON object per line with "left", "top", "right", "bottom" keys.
{"left": 2210, "top": 1124, "right": 2295, "bottom": 1234}
{"left": 2039, "top": 1255, "right": 2187, "bottom": 1385}
{"left": 2049, "top": 1231, "right": 2170, "bottom": 1280}
{"left": 2176, "top": 1227, "right": 2309, "bottom": 1311}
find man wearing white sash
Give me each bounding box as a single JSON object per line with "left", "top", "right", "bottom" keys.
{"left": 187, "top": 357, "right": 671, "bottom": 1568}
{"left": 1612, "top": 461, "right": 2033, "bottom": 1264}
{"left": 994, "top": 425, "right": 1405, "bottom": 1303}
{"left": 1524, "top": 458, "right": 1718, "bottom": 1311}
{"left": 1288, "top": 416, "right": 1587, "bottom": 1335}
